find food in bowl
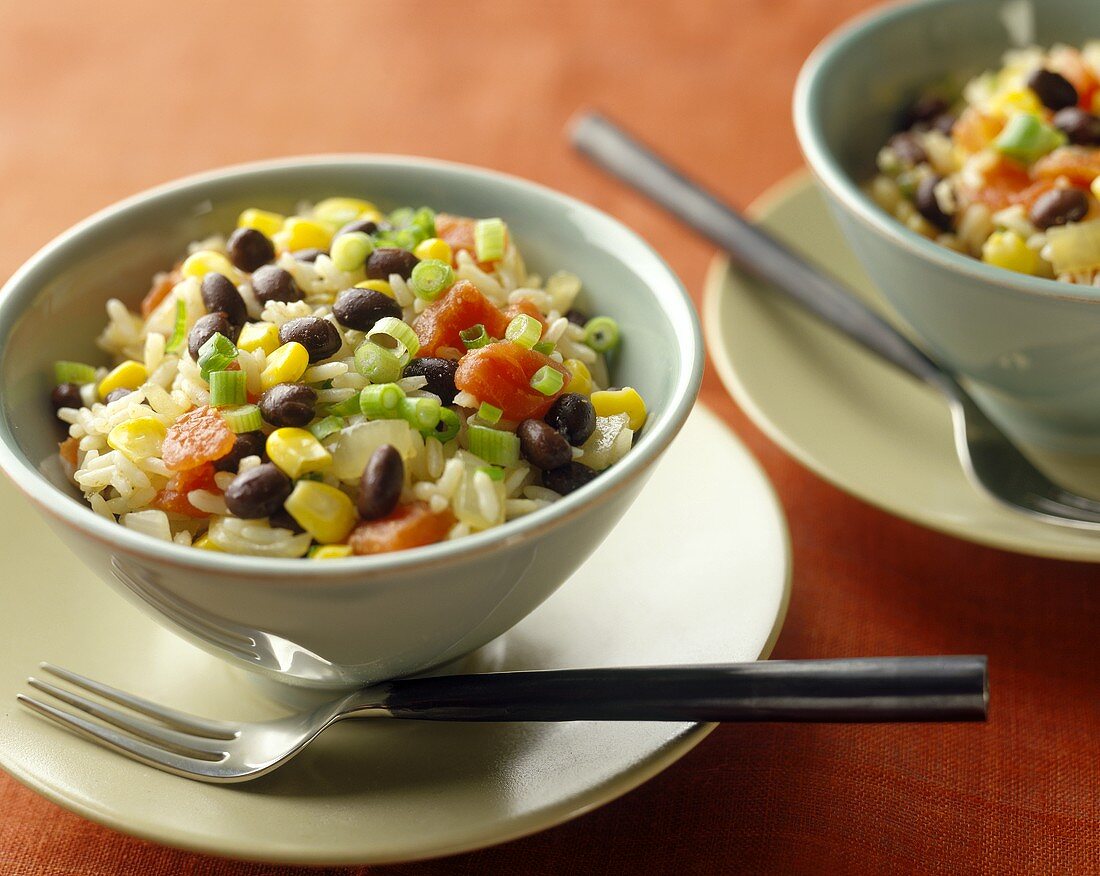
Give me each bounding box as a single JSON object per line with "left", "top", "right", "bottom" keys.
{"left": 868, "top": 43, "right": 1100, "bottom": 284}
{"left": 49, "top": 197, "right": 648, "bottom": 558}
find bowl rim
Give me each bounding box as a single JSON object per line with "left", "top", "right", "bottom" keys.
{"left": 793, "top": 0, "right": 1100, "bottom": 305}
{"left": 0, "top": 154, "right": 703, "bottom": 580}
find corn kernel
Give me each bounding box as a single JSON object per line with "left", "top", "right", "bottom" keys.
{"left": 238, "top": 208, "right": 286, "bottom": 238}
{"left": 276, "top": 217, "right": 332, "bottom": 253}
{"left": 267, "top": 428, "right": 332, "bottom": 479}
{"left": 107, "top": 417, "right": 167, "bottom": 462}
{"left": 310, "top": 544, "right": 353, "bottom": 559}
{"left": 414, "top": 237, "right": 453, "bottom": 263}
{"left": 1091, "top": 177, "right": 1100, "bottom": 202}
{"left": 591, "top": 387, "right": 647, "bottom": 431}
{"left": 981, "top": 230, "right": 1043, "bottom": 275}
{"left": 563, "top": 359, "right": 592, "bottom": 395}
{"left": 181, "top": 250, "right": 239, "bottom": 283}
{"left": 285, "top": 480, "right": 357, "bottom": 544}
{"left": 989, "top": 88, "right": 1043, "bottom": 118}
{"left": 238, "top": 321, "right": 280, "bottom": 356}
{"left": 313, "top": 197, "right": 379, "bottom": 229}
{"left": 98, "top": 361, "right": 148, "bottom": 400}
{"left": 193, "top": 533, "right": 223, "bottom": 552}
{"left": 353, "top": 279, "right": 395, "bottom": 298}
{"left": 260, "top": 342, "right": 309, "bottom": 391}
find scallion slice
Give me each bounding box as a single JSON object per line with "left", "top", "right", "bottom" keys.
{"left": 368, "top": 316, "right": 419, "bottom": 360}
{"left": 478, "top": 401, "right": 503, "bottom": 424}
{"left": 360, "top": 382, "right": 406, "bottom": 419}
{"left": 197, "top": 332, "right": 238, "bottom": 381}
{"left": 530, "top": 365, "right": 564, "bottom": 397}
{"left": 467, "top": 424, "right": 520, "bottom": 467}
{"left": 354, "top": 340, "right": 404, "bottom": 384}
{"left": 460, "top": 323, "right": 490, "bottom": 349}
{"left": 164, "top": 298, "right": 188, "bottom": 354}
{"left": 474, "top": 217, "right": 506, "bottom": 262}
{"left": 223, "top": 404, "right": 262, "bottom": 433}
{"left": 583, "top": 316, "right": 620, "bottom": 353}
{"left": 409, "top": 258, "right": 454, "bottom": 301}
{"left": 326, "top": 392, "right": 364, "bottom": 418}
{"left": 401, "top": 396, "right": 442, "bottom": 432}
{"left": 505, "top": 314, "right": 541, "bottom": 349}
{"left": 533, "top": 341, "right": 555, "bottom": 355}
{"left": 479, "top": 465, "right": 505, "bottom": 482}
{"left": 309, "top": 415, "right": 345, "bottom": 441}
{"left": 54, "top": 361, "right": 98, "bottom": 385}
{"left": 330, "top": 231, "right": 374, "bottom": 272}
{"left": 433, "top": 407, "right": 461, "bottom": 443}
{"left": 208, "top": 369, "right": 246, "bottom": 406}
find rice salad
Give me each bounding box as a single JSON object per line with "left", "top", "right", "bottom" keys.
{"left": 868, "top": 43, "right": 1100, "bottom": 284}
{"left": 49, "top": 198, "right": 647, "bottom": 558}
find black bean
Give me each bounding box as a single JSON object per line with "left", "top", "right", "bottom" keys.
{"left": 1027, "top": 68, "right": 1078, "bottom": 111}
{"left": 200, "top": 272, "right": 247, "bottom": 329}
{"left": 545, "top": 393, "right": 596, "bottom": 446}
{"left": 332, "top": 286, "right": 403, "bottom": 331}
{"left": 336, "top": 218, "right": 380, "bottom": 239}
{"left": 1029, "top": 187, "right": 1089, "bottom": 230}
{"left": 1053, "top": 107, "right": 1100, "bottom": 145}
{"left": 279, "top": 316, "right": 342, "bottom": 362}
{"left": 51, "top": 383, "right": 83, "bottom": 413}
{"left": 900, "top": 94, "right": 949, "bottom": 130}
{"left": 358, "top": 445, "right": 404, "bottom": 520}
{"left": 268, "top": 507, "right": 305, "bottom": 534}
{"left": 914, "top": 174, "right": 953, "bottom": 231}
{"left": 251, "top": 265, "right": 302, "bottom": 304}
{"left": 224, "top": 462, "right": 292, "bottom": 519}
{"left": 888, "top": 132, "right": 927, "bottom": 166}
{"left": 188, "top": 312, "right": 235, "bottom": 362}
{"left": 226, "top": 227, "right": 275, "bottom": 272}
{"left": 366, "top": 247, "right": 419, "bottom": 281}
{"left": 103, "top": 388, "right": 133, "bottom": 405}
{"left": 402, "top": 357, "right": 459, "bottom": 405}
{"left": 291, "top": 248, "right": 325, "bottom": 263}
{"left": 259, "top": 383, "right": 317, "bottom": 428}
{"left": 565, "top": 308, "right": 588, "bottom": 327}
{"left": 517, "top": 419, "right": 572, "bottom": 470}
{"left": 214, "top": 430, "right": 267, "bottom": 473}
{"left": 542, "top": 461, "right": 599, "bottom": 495}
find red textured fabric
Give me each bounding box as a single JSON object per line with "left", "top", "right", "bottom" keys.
{"left": 0, "top": 1, "right": 1098, "bottom": 873}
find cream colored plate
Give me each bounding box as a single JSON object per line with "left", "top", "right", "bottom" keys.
{"left": 705, "top": 170, "right": 1100, "bottom": 562}
{"left": 0, "top": 404, "right": 789, "bottom": 866}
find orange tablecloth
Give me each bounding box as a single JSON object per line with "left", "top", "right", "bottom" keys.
{"left": 1, "top": 1, "right": 1097, "bottom": 873}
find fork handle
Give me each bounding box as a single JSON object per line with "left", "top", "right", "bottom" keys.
{"left": 363, "top": 657, "right": 988, "bottom": 723}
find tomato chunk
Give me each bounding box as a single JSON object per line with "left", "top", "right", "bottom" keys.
{"left": 953, "top": 107, "right": 1005, "bottom": 155}
{"left": 413, "top": 280, "right": 514, "bottom": 357}
{"left": 59, "top": 436, "right": 79, "bottom": 468}
{"left": 161, "top": 406, "right": 235, "bottom": 471}
{"left": 1033, "top": 147, "right": 1100, "bottom": 186}
{"left": 140, "top": 265, "right": 182, "bottom": 318}
{"left": 502, "top": 299, "right": 546, "bottom": 328}
{"left": 455, "top": 341, "right": 569, "bottom": 421}
{"left": 435, "top": 214, "right": 501, "bottom": 270}
{"left": 349, "top": 502, "right": 455, "bottom": 555}
{"left": 964, "top": 157, "right": 1033, "bottom": 210}
{"left": 152, "top": 463, "right": 219, "bottom": 518}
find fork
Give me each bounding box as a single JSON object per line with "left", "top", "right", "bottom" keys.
{"left": 570, "top": 111, "right": 1100, "bottom": 531}
{"left": 20, "top": 657, "right": 987, "bottom": 782}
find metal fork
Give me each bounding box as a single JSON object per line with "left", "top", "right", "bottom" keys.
{"left": 20, "top": 657, "right": 987, "bottom": 783}
{"left": 571, "top": 111, "right": 1100, "bottom": 530}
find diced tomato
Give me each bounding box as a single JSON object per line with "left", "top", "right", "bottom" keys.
{"left": 58, "top": 436, "right": 79, "bottom": 468}
{"left": 435, "top": 213, "right": 500, "bottom": 270}
{"left": 140, "top": 266, "right": 182, "bottom": 318}
{"left": 953, "top": 107, "right": 1005, "bottom": 155}
{"left": 161, "top": 406, "right": 236, "bottom": 472}
{"left": 152, "top": 462, "right": 218, "bottom": 518}
{"left": 349, "top": 502, "right": 455, "bottom": 555}
{"left": 413, "top": 280, "right": 513, "bottom": 357}
{"left": 963, "top": 156, "right": 1032, "bottom": 210}
{"left": 502, "top": 299, "right": 545, "bottom": 328}
{"left": 454, "top": 341, "right": 569, "bottom": 421}
{"left": 1033, "top": 147, "right": 1100, "bottom": 186}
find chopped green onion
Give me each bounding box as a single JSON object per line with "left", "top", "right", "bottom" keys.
{"left": 433, "top": 407, "right": 461, "bottom": 443}
{"left": 467, "top": 424, "right": 520, "bottom": 466}
{"left": 368, "top": 316, "right": 419, "bottom": 360}
{"left": 53, "top": 361, "right": 98, "bottom": 385}
{"left": 505, "top": 314, "right": 541, "bottom": 349}
{"left": 330, "top": 231, "right": 373, "bottom": 272}
{"left": 197, "top": 332, "right": 238, "bottom": 381}
{"left": 354, "top": 340, "right": 404, "bottom": 384}
{"left": 533, "top": 341, "right": 555, "bottom": 355}
{"left": 460, "top": 323, "right": 490, "bottom": 349}
{"left": 474, "top": 217, "right": 506, "bottom": 262}
{"left": 164, "top": 298, "right": 188, "bottom": 354}
{"left": 994, "top": 113, "right": 1067, "bottom": 163}
{"left": 409, "top": 258, "right": 454, "bottom": 301}
{"left": 309, "top": 415, "right": 345, "bottom": 441}
{"left": 584, "top": 316, "right": 620, "bottom": 353}
{"left": 530, "top": 365, "right": 564, "bottom": 397}
{"left": 479, "top": 465, "right": 505, "bottom": 482}
{"left": 478, "top": 402, "right": 503, "bottom": 424}
{"left": 326, "top": 392, "right": 364, "bottom": 417}
{"left": 401, "top": 396, "right": 442, "bottom": 432}
{"left": 360, "top": 382, "right": 406, "bottom": 419}
{"left": 223, "top": 404, "right": 263, "bottom": 433}
{"left": 208, "top": 370, "right": 246, "bottom": 406}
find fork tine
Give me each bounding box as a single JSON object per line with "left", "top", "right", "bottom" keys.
{"left": 39, "top": 664, "right": 237, "bottom": 740}
{"left": 26, "top": 678, "right": 228, "bottom": 758}
{"left": 17, "top": 694, "right": 220, "bottom": 779}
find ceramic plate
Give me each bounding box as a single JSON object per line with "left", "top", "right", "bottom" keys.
{"left": 705, "top": 171, "right": 1100, "bottom": 562}
{"left": 0, "top": 404, "right": 789, "bottom": 866}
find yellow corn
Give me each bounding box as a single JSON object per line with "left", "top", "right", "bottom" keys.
{"left": 313, "top": 197, "right": 379, "bottom": 229}
{"left": 238, "top": 208, "right": 286, "bottom": 238}
{"left": 266, "top": 428, "right": 332, "bottom": 479}
{"left": 989, "top": 88, "right": 1043, "bottom": 118}
{"left": 193, "top": 533, "right": 223, "bottom": 551}
{"left": 181, "top": 250, "right": 239, "bottom": 282}
{"left": 98, "top": 361, "right": 148, "bottom": 400}
{"left": 591, "top": 387, "right": 647, "bottom": 431}
{"left": 413, "top": 237, "right": 453, "bottom": 263}
{"left": 285, "top": 480, "right": 357, "bottom": 544}
{"left": 276, "top": 216, "right": 332, "bottom": 253}
{"left": 260, "top": 342, "right": 309, "bottom": 391}
{"left": 981, "top": 230, "right": 1043, "bottom": 275}
{"left": 238, "top": 321, "right": 280, "bottom": 356}
{"left": 353, "top": 279, "right": 395, "bottom": 298}
{"left": 563, "top": 359, "right": 592, "bottom": 395}
{"left": 1091, "top": 177, "right": 1100, "bottom": 202}
{"left": 107, "top": 417, "right": 167, "bottom": 462}
{"left": 310, "top": 544, "right": 353, "bottom": 559}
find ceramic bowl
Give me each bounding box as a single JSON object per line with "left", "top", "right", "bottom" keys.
{"left": 795, "top": 0, "right": 1100, "bottom": 454}
{"left": 0, "top": 156, "right": 702, "bottom": 688}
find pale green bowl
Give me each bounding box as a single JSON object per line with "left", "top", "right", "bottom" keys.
{"left": 795, "top": 0, "right": 1100, "bottom": 453}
